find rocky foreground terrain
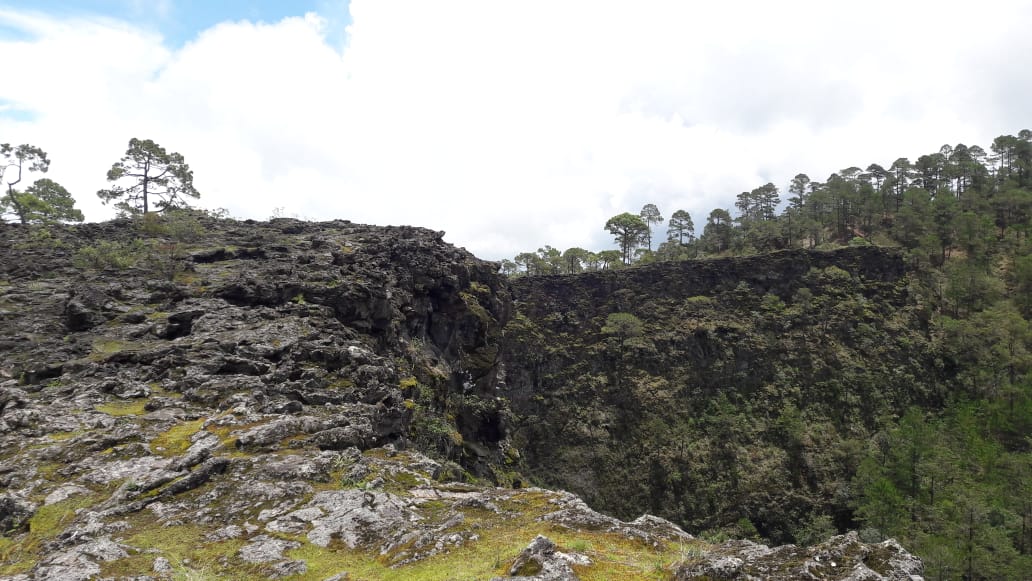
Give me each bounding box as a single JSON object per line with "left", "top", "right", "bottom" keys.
{"left": 0, "top": 217, "right": 922, "bottom": 579}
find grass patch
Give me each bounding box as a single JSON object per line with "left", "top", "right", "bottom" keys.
{"left": 279, "top": 486, "right": 687, "bottom": 580}
{"left": 0, "top": 482, "right": 696, "bottom": 580}
{"left": 150, "top": 418, "right": 206, "bottom": 457}
{"left": 172, "top": 271, "right": 203, "bottom": 287}
{"left": 48, "top": 429, "right": 84, "bottom": 442}
{"left": 100, "top": 522, "right": 256, "bottom": 580}
{"left": 95, "top": 399, "right": 149, "bottom": 416}
{"left": 89, "top": 338, "right": 136, "bottom": 361}
{"left": 205, "top": 417, "right": 272, "bottom": 450}
{"left": 278, "top": 516, "right": 686, "bottom": 580}
{"left": 36, "top": 462, "right": 64, "bottom": 480}
{"left": 327, "top": 377, "right": 355, "bottom": 389}
{"left": 147, "top": 383, "right": 179, "bottom": 398}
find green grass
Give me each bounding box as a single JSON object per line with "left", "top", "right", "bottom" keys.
{"left": 95, "top": 399, "right": 149, "bottom": 416}
{"left": 2, "top": 436, "right": 694, "bottom": 580}
{"left": 150, "top": 418, "right": 206, "bottom": 456}
{"left": 100, "top": 522, "right": 256, "bottom": 579}
{"left": 89, "top": 338, "right": 136, "bottom": 361}
{"left": 58, "top": 475, "right": 693, "bottom": 580}
{"left": 47, "top": 429, "right": 84, "bottom": 441}
{"left": 276, "top": 506, "right": 687, "bottom": 580}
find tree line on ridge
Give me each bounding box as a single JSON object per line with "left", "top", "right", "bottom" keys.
{"left": 502, "top": 131, "right": 1032, "bottom": 280}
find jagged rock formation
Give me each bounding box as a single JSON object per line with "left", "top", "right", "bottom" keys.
{"left": 0, "top": 218, "right": 923, "bottom": 579}
{"left": 674, "top": 531, "right": 923, "bottom": 580}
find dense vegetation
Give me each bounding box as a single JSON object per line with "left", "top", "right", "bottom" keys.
{"left": 504, "top": 131, "right": 1032, "bottom": 275}
{"left": 503, "top": 131, "right": 1032, "bottom": 580}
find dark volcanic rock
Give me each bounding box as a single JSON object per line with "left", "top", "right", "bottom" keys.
{"left": 500, "top": 246, "right": 937, "bottom": 544}
{"left": 0, "top": 493, "right": 36, "bottom": 534}
{"left": 64, "top": 287, "right": 108, "bottom": 332}
{"left": 0, "top": 218, "right": 923, "bottom": 579}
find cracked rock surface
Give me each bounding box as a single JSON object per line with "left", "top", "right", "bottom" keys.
{"left": 0, "top": 218, "right": 922, "bottom": 579}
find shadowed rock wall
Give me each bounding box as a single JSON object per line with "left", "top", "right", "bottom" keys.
{"left": 501, "top": 247, "right": 941, "bottom": 542}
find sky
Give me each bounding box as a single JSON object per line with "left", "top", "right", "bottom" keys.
{"left": 1, "top": 1, "right": 1031, "bottom": 260}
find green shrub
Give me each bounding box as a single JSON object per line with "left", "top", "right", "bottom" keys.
{"left": 601, "top": 312, "right": 644, "bottom": 340}
{"left": 139, "top": 211, "right": 204, "bottom": 281}
{"left": 761, "top": 293, "right": 786, "bottom": 313}
{"left": 73, "top": 240, "right": 146, "bottom": 270}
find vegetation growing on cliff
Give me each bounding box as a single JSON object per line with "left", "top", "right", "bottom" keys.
{"left": 502, "top": 129, "right": 1032, "bottom": 579}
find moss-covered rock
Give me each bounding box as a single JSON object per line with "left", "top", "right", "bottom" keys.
{"left": 0, "top": 219, "right": 924, "bottom": 578}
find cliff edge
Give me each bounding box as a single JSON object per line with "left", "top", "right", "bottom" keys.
{"left": 0, "top": 218, "right": 923, "bottom": 579}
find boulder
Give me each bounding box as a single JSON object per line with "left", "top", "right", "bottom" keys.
{"left": 0, "top": 493, "right": 36, "bottom": 534}
{"left": 493, "top": 535, "right": 581, "bottom": 581}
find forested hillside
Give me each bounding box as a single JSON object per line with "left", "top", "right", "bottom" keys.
{"left": 501, "top": 131, "right": 1032, "bottom": 580}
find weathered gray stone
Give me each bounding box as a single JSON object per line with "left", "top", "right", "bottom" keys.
{"left": 0, "top": 387, "right": 28, "bottom": 413}
{"left": 311, "top": 425, "right": 371, "bottom": 450}
{"left": 64, "top": 286, "right": 114, "bottom": 332}
{"left": 258, "top": 451, "right": 339, "bottom": 482}
{"left": 239, "top": 480, "right": 314, "bottom": 503}
{"left": 168, "top": 431, "right": 221, "bottom": 471}
{"left": 158, "top": 457, "right": 229, "bottom": 498}
{"left": 539, "top": 492, "right": 691, "bottom": 546}
{"left": 268, "top": 559, "right": 308, "bottom": 578}
{"left": 306, "top": 489, "right": 416, "bottom": 549}
{"left": 114, "top": 382, "right": 151, "bottom": 399}
{"left": 674, "top": 532, "right": 924, "bottom": 581}
{"left": 494, "top": 535, "right": 580, "bottom": 581}
{"left": 153, "top": 556, "right": 172, "bottom": 573}
{"left": 235, "top": 418, "right": 310, "bottom": 449}
{"left": 265, "top": 506, "right": 325, "bottom": 534}
{"left": 82, "top": 456, "right": 173, "bottom": 485}
{"left": 239, "top": 535, "right": 301, "bottom": 564}
{"left": 44, "top": 485, "right": 91, "bottom": 506}
{"left": 205, "top": 524, "right": 244, "bottom": 541}
{"left": 33, "top": 536, "right": 129, "bottom": 581}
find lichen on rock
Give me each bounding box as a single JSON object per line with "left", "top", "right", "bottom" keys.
{"left": 0, "top": 218, "right": 923, "bottom": 579}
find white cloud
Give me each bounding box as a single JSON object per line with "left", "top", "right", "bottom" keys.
{"left": 2, "top": 1, "right": 1031, "bottom": 259}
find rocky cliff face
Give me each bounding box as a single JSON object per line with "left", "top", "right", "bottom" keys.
{"left": 0, "top": 218, "right": 923, "bottom": 579}
{"left": 501, "top": 247, "right": 942, "bottom": 543}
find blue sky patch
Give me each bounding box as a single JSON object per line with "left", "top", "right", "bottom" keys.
{"left": 0, "top": 0, "right": 351, "bottom": 47}
{"left": 0, "top": 100, "right": 37, "bottom": 122}
{"left": 0, "top": 19, "right": 35, "bottom": 42}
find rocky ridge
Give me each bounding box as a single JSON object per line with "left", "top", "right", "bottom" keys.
{"left": 0, "top": 217, "right": 922, "bottom": 579}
